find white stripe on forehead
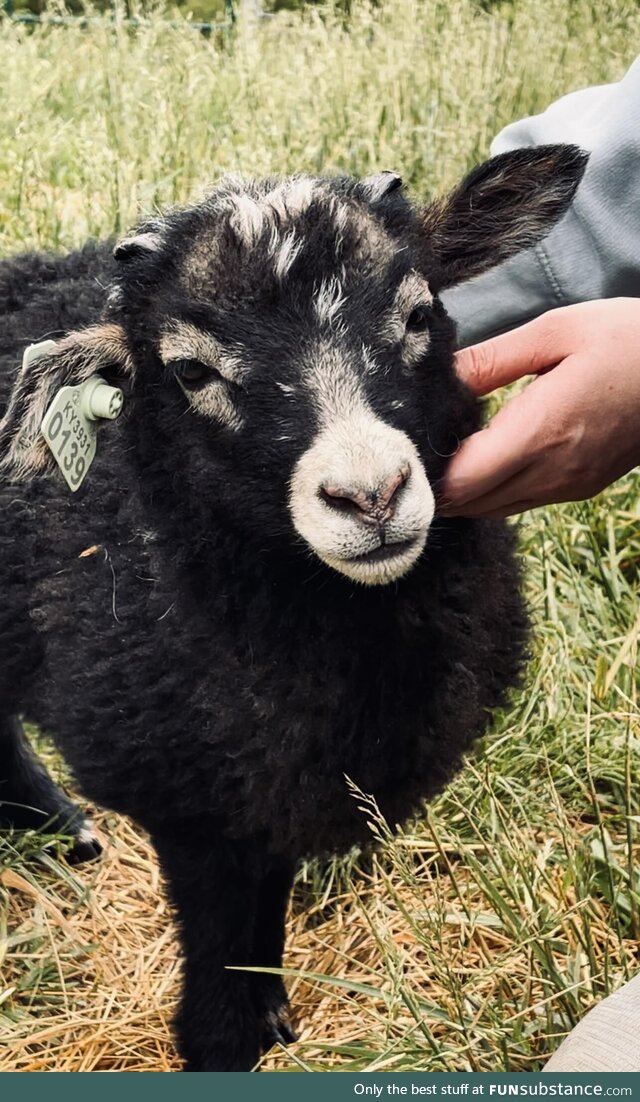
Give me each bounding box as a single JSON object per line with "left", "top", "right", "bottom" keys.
{"left": 270, "top": 229, "right": 303, "bottom": 281}
{"left": 315, "top": 277, "right": 346, "bottom": 325}
{"left": 302, "top": 339, "right": 369, "bottom": 425}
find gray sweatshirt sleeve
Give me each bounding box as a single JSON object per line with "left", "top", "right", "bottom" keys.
{"left": 442, "top": 57, "right": 640, "bottom": 348}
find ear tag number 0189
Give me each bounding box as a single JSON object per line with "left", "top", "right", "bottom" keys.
{"left": 33, "top": 343, "right": 124, "bottom": 492}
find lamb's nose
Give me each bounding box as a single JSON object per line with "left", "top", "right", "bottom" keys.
{"left": 320, "top": 464, "right": 410, "bottom": 526}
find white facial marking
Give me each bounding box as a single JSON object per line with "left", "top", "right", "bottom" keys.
{"left": 332, "top": 201, "right": 350, "bottom": 255}
{"left": 397, "top": 269, "right": 433, "bottom": 310}
{"left": 136, "top": 529, "right": 159, "bottom": 545}
{"left": 315, "top": 277, "right": 346, "bottom": 326}
{"left": 160, "top": 322, "right": 246, "bottom": 383}
{"left": 302, "top": 341, "right": 361, "bottom": 417}
{"left": 220, "top": 177, "right": 318, "bottom": 258}
{"left": 264, "top": 177, "right": 317, "bottom": 219}
{"left": 361, "top": 345, "right": 381, "bottom": 376}
{"left": 381, "top": 270, "right": 433, "bottom": 360}
{"left": 290, "top": 411, "right": 433, "bottom": 586}
{"left": 227, "top": 194, "right": 266, "bottom": 247}
{"left": 160, "top": 322, "right": 244, "bottom": 430}
{"left": 332, "top": 203, "right": 350, "bottom": 235}
{"left": 275, "top": 382, "right": 297, "bottom": 397}
{"left": 272, "top": 230, "right": 302, "bottom": 281}
{"left": 289, "top": 341, "right": 434, "bottom": 585}
{"left": 187, "top": 383, "right": 242, "bottom": 431}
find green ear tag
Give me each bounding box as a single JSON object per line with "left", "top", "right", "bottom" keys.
{"left": 38, "top": 354, "right": 124, "bottom": 492}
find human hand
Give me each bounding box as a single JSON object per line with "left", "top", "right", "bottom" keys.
{"left": 439, "top": 299, "right": 640, "bottom": 518}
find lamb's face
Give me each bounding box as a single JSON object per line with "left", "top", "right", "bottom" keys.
{"left": 1, "top": 148, "right": 588, "bottom": 586}
{"left": 114, "top": 175, "right": 459, "bottom": 585}
{"left": 283, "top": 274, "right": 440, "bottom": 585}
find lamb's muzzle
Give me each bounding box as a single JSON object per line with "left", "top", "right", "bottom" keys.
{"left": 289, "top": 409, "right": 434, "bottom": 585}
{"left": 321, "top": 461, "right": 410, "bottom": 527}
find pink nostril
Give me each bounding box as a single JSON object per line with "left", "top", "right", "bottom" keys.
{"left": 320, "top": 463, "right": 410, "bottom": 526}
{"left": 378, "top": 463, "right": 411, "bottom": 513}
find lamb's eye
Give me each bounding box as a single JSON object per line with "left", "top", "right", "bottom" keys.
{"left": 406, "top": 305, "right": 430, "bottom": 333}
{"left": 171, "top": 359, "right": 216, "bottom": 389}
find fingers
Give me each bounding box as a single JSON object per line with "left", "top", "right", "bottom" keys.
{"left": 440, "top": 430, "right": 560, "bottom": 515}
{"left": 481, "top": 503, "right": 538, "bottom": 518}
{"left": 443, "top": 473, "right": 539, "bottom": 517}
{"left": 439, "top": 394, "right": 537, "bottom": 509}
{"left": 439, "top": 454, "right": 536, "bottom": 517}
{"left": 455, "top": 309, "right": 574, "bottom": 396}
{"left": 442, "top": 299, "right": 640, "bottom": 518}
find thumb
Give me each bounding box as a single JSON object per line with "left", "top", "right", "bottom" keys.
{"left": 439, "top": 420, "right": 529, "bottom": 511}
{"left": 455, "top": 309, "right": 573, "bottom": 396}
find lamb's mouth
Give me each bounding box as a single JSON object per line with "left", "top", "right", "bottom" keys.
{"left": 316, "top": 530, "right": 427, "bottom": 585}
{"left": 346, "top": 537, "right": 418, "bottom": 565}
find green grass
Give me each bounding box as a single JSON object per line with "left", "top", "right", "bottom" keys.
{"left": 1, "top": 0, "right": 639, "bottom": 1073}
{"left": 1, "top": 0, "right": 639, "bottom": 251}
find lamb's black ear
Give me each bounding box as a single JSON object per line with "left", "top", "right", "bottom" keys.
{"left": 422, "top": 144, "right": 588, "bottom": 291}
{"left": 361, "top": 171, "right": 403, "bottom": 202}
{"left": 113, "top": 217, "right": 165, "bottom": 263}
{"left": 0, "top": 323, "right": 132, "bottom": 481}
{"left": 113, "top": 231, "right": 163, "bottom": 262}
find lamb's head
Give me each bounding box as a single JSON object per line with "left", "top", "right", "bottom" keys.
{"left": 1, "top": 146, "right": 587, "bottom": 586}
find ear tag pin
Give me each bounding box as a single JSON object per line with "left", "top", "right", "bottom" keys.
{"left": 34, "top": 342, "right": 124, "bottom": 492}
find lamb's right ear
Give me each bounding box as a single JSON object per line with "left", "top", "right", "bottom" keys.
{"left": 113, "top": 217, "right": 165, "bottom": 263}
{"left": 422, "top": 144, "right": 588, "bottom": 290}
{"left": 113, "top": 231, "right": 163, "bottom": 262}
{"left": 0, "top": 323, "right": 133, "bottom": 481}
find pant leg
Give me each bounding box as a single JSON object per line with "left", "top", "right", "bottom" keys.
{"left": 543, "top": 973, "right": 640, "bottom": 1072}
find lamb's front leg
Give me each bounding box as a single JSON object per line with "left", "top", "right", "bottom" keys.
{"left": 251, "top": 861, "right": 297, "bottom": 1051}
{"left": 152, "top": 828, "right": 263, "bottom": 1072}
{"left": 0, "top": 715, "right": 101, "bottom": 864}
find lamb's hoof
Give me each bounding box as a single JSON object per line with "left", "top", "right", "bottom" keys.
{"left": 261, "top": 1007, "right": 298, "bottom": 1050}
{"left": 65, "top": 820, "right": 103, "bottom": 865}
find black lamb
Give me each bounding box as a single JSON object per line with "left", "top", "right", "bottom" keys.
{"left": 0, "top": 146, "right": 587, "bottom": 1071}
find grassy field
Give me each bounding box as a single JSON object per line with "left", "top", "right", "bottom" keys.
{"left": 1, "top": 0, "right": 639, "bottom": 1073}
